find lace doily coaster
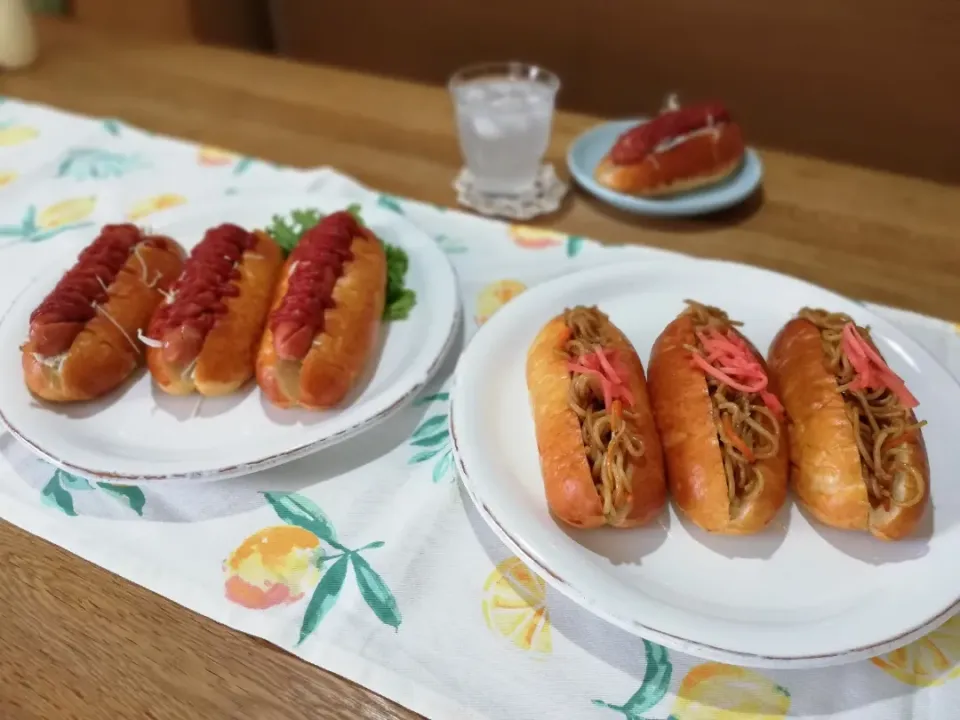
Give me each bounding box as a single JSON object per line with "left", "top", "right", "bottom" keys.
{"left": 453, "top": 164, "right": 568, "bottom": 221}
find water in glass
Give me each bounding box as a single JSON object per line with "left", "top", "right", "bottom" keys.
{"left": 451, "top": 66, "right": 558, "bottom": 195}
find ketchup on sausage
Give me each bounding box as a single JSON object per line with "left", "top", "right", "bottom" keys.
{"left": 610, "top": 102, "right": 731, "bottom": 166}
{"left": 269, "top": 211, "right": 361, "bottom": 361}
{"left": 28, "top": 224, "right": 172, "bottom": 356}
{"left": 150, "top": 223, "right": 256, "bottom": 366}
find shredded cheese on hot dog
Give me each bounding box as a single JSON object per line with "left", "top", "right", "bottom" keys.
{"left": 92, "top": 301, "right": 140, "bottom": 355}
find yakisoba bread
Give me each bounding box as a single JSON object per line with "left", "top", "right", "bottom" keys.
{"left": 595, "top": 99, "right": 745, "bottom": 197}
{"left": 256, "top": 210, "right": 387, "bottom": 410}
{"left": 768, "top": 309, "right": 929, "bottom": 540}
{"left": 22, "top": 224, "right": 185, "bottom": 402}
{"left": 647, "top": 301, "right": 788, "bottom": 534}
{"left": 526, "top": 306, "right": 666, "bottom": 528}
{"left": 143, "top": 223, "right": 284, "bottom": 396}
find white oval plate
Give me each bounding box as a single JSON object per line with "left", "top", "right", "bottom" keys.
{"left": 0, "top": 192, "right": 461, "bottom": 483}
{"left": 450, "top": 258, "right": 960, "bottom": 668}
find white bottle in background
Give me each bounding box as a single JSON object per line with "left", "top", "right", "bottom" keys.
{"left": 0, "top": 0, "right": 38, "bottom": 70}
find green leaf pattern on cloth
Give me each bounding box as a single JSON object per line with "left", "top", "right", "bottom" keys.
{"left": 39, "top": 468, "right": 146, "bottom": 517}
{"left": 377, "top": 194, "right": 404, "bottom": 214}
{"left": 566, "top": 235, "right": 585, "bottom": 258}
{"left": 243, "top": 492, "right": 404, "bottom": 644}
{"left": 232, "top": 157, "right": 254, "bottom": 175}
{"left": 57, "top": 148, "right": 149, "bottom": 180}
{"left": 592, "top": 640, "right": 672, "bottom": 718}
{"left": 299, "top": 554, "right": 349, "bottom": 645}
{"left": 407, "top": 392, "right": 454, "bottom": 483}
{"left": 0, "top": 203, "right": 94, "bottom": 244}
{"left": 262, "top": 492, "right": 339, "bottom": 546}
{"left": 101, "top": 119, "right": 123, "bottom": 137}
{"left": 351, "top": 553, "right": 402, "bottom": 629}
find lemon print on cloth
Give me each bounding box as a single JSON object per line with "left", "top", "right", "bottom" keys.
{"left": 1, "top": 197, "right": 98, "bottom": 246}
{"left": 872, "top": 615, "right": 960, "bottom": 686}
{"left": 38, "top": 197, "right": 97, "bottom": 230}
{"left": 223, "top": 525, "right": 323, "bottom": 610}
{"left": 509, "top": 224, "right": 565, "bottom": 248}
{"left": 669, "top": 663, "right": 791, "bottom": 720}
{"left": 509, "top": 223, "right": 585, "bottom": 257}
{"left": 0, "top": 122, "right": 38, "bottom": 147}
{"left": 127, "top": 193, "right": 187, "bottom": 221}
{"left": 197, "top": 145, "right": 254, "bottom": 174}
{"left": 0, "top": 170, "right": 17, "bottom": 187}
{"left": 475, "top": 279, "right": 527, "bottom": 326}
{"left": 197, "top": 145, "right": 238, "bottom": 166}
{"left": 481, "top": 557, "right": 552, "bottom": 655}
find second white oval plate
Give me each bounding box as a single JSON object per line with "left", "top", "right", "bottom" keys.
{"left": 0, "top": 191, "right": 460, "bottom": 483}
{"left": 450, "top": 258, "right": 960, "bottom": 668}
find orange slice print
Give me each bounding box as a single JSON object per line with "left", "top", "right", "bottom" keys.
{"left": 223, "top": 525, "right": 323, "bottom": 609}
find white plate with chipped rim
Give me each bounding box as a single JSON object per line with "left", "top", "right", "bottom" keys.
{"left": 0, "top": 192, "right": 461, "bottom": 484}
{"left": 449, "top": 257, "right": 960, "bottom": 668}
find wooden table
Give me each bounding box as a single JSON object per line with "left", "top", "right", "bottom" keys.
{"left": 1, "top": 18, "right": 958, "bottom": 720}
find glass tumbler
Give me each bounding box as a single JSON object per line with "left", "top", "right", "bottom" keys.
{"left": 449, "top": 62, "right": 560, "bottom": 195}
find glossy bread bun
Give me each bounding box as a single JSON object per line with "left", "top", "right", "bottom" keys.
{"left": 146, "top": 230, "right": 283, "bottom": 397}
{"left": 526, "top": 312, "right": 666, "bottom": 529}
{"left": 22, "top": 236, "right": 184, "bottom": 402}
{"left": 257, "top": 225, "right": 386, "bottom": 410}
{"left": 595, "top": 123, "right": 745, "bottom": 197}
{"left": 768, "top": 318, "right": 929, "bottom": 540}
{"left": 647, "top": 313, "right": 788, "bottom": 534}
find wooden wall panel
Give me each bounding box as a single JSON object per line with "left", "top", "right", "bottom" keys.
{"left": 268, "top": 0, "right": 960, "bottom": 183}
{"left": 70, "top": 0, "right": 273, "bottom": 50}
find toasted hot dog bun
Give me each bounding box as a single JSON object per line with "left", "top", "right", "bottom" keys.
{"left": 256, "top": 224, "right": 386, "bottom": 410}
{"left": 146, "top": 229, "right": 283, "bottom": 397}
{"left": 22, "top": 231, "right": 185, "bottom": 402}
{"left": 525, "top": 311, "right": 666, "bottom": 529}
{"left": 647, "top": 314, "right": 788, "bottom": 534}
{"left": 595, "top": 123, "right": 745, "bottom": 197}
{"left": 768, "top": 318, "right": 929, "bottom": 540}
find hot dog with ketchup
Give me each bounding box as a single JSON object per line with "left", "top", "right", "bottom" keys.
{"left": 768, "top": 308, "right": 929, "bottom": 540}
{"left": 595, "top": 97, "right": 745, "bottom": 197}
{"left": 647, "top": 301, "right": 788, "bottom": 534}
{"left": 144, "top": 223, "right": 283, "bottom": 396}
{"left": 526, "top": 306, "right": 666, "bottom": 528}
{"left": 256, "top": 210, "right": 386, "bottom": 410}
{"left": 22, "top": 224, "right": 185, "bottom": 402}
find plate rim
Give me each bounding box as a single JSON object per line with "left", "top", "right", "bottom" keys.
{"left": 565, "top": 118, "right": 763, "bottom": 217}
{"left": 449, "top": 256, "right": 960, "bottom": 668}
{"left": 0, "top": 192, "right": 463, "bottom": 484}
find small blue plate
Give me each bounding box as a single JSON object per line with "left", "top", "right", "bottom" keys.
{"left": 566, "top": 119, "right": 763, "bottom": 217}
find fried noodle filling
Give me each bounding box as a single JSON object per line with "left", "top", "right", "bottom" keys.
{"left": 798, "top": 308, "right": 926, "bottom": 510}
{"left": 562, "top": 306, "right": 644, "bottom": 524}
{"left": 684, "top": 301, "right": 781, "bottom": 516}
